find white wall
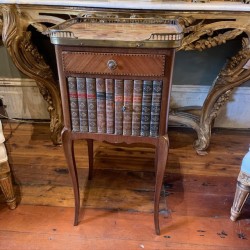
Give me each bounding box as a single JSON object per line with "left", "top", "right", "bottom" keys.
{"left": 171, "top": 85, "right": 250, "bottom": 129}
{"left": 0, "top": 78, "right": 49, "bottom": 120}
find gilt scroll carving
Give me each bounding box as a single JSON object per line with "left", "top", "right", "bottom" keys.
{"left": 170, "top": 16, "right": 250, "bottom": 154}
{"left": 0, "top": 5, "right": 63, "bottom": 144}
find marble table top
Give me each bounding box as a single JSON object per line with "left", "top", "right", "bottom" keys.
{"left": 1, "top": 0, "right": 250, "bottom": 12}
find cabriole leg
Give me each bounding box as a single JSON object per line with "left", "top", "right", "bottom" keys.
{"left": 61, "top": 128, "right": 80, "bottom": 226}
{"left": 154, "top": 135, "right": 169, "bottom": 235}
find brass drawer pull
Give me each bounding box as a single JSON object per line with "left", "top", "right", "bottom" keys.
{"left": 107, "top": 59, "right": 117, "bottom": 70}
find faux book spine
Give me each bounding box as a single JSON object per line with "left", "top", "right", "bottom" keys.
{"left": 123, "top": 79, "right": 133, "bottom": 136}
{"left": 131, "top": 80, "right": 143, "bottom": 136}
{"left": 150, "top": 80, "right": 163, "bottom": 137}
{"left": 96, "top": 78, "right": 106, "bottom": 133}
{"left": 105, "top": 79, "right": 114, "bottom": 134}
{"left": 140, "top": 80, "right": 153, "bottom": 137}
{"left": 68, "top": 77, "right": 162, "bottom": 137}
{"left": 114, "top": 79, "right": 124, "bottom": 135}
{"left": 68, "top": 77, "right": 80, "bottom": 132}
{"left": 86, "top": 78, "right": 97, "bottom": 133}
{"left": 76, "top": 77, "right": 88, "bottom": 132}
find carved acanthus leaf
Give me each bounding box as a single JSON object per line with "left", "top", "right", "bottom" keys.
{"left": 185, "top": 21, "right": 204, "bottom": 35}
{"left": 1, "top": 6, "right": 17, "bottom": 48}
{"left": 19, "top": 31, "right": 53, "bottom": 79}
{"left": 177, "top": 16, "right": 197, "bottom": 30}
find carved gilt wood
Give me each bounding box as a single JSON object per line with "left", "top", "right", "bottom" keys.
{"left": 0, "top": 5, "right": 63, "bottom": 144}
{"left": 1, "top": 4, "right": 250, "bottom": 153}
{"left": 171, "top": 15, "right": 250, "bottom": 154}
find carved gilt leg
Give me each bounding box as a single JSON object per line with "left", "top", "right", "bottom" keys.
{"left": 196, "top": 44, "right": 250, "bottom": 153}
{"left": 1, "top": 5, "right": 63, "bottom": 144}
{"left": 169, "top": 16, "right": 250, "bottom": 154}
{"left": 170, "top": 44, "right": 250, "bottom": 155}
{"left": 0, "top": 161, "right": 16, "bottom": 209}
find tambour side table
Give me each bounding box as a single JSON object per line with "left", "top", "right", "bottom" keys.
{"left": 48, "top": 12, "right": 182, "bottom": 235}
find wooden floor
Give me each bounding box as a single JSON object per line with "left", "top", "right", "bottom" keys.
{"left": 1, "top": 123, "right": 250, "bottom": 249}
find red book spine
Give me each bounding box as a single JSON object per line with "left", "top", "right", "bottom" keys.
{"left": 114, "top": 79, "right": 124, "bottom": 135}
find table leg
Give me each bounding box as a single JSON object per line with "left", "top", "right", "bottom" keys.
{"left": 0, "top": 161, "right": 16, "bottom": 209}
{"left": 170, "top": 18, "right": 250, "bottom": 154}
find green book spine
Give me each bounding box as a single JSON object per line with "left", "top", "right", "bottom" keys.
{"left": 114, "top": 79, "right": 124, "bottom": 135}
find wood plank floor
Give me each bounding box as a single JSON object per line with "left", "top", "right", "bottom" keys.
{"left": 1, "top": 123, "right": 250, "bottom": 249}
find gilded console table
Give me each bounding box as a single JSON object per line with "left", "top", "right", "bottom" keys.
{"left": 1, "top": 1, "right": 250, "bottom": 154}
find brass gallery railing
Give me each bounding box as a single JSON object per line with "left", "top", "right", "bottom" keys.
{"left": 1, "top": 2, "right": 250, "bottom": 154}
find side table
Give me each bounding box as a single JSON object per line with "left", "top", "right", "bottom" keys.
{"left": 48, "top": 13, "right": 182, "bottom": 235}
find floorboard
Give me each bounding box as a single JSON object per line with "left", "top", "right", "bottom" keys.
{"left": 0, "top": 122, "right": 250, "bottom": 249}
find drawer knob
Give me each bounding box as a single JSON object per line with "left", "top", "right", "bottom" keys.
{"left": 107, "top": 60, "right": 117, "bottom": 70}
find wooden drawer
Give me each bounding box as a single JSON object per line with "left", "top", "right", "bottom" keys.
{"left": 62, "top": 52, "right": 166, "bottom": 77}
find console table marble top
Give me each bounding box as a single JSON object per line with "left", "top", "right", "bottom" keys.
{"left": 1, "top": 0, "right": 250, "bottom": 11}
